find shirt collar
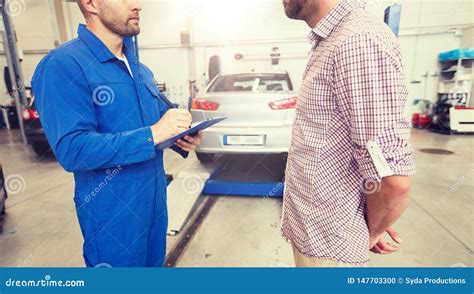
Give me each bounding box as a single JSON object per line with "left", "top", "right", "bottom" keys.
{"left": 77, "top": 24, "right": 136, "bottom": 64}
{"left": 308, "top": 0, "right": 365, "bottom": 43}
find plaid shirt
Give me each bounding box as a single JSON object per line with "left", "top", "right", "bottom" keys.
{"left": 281, "top": 0, "right": 415, "bottom": 264}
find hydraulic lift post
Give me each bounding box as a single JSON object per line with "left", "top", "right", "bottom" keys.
{"left": 1, "top": 0, "right": 28, "bottom": 145}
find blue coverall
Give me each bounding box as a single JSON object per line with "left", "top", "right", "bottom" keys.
{"left": 32, "top": 24, "right": 188, "bottom": 267}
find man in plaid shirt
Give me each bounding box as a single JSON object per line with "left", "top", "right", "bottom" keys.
{"left": 282, "top": 0, "right": 416, "bottom": 266}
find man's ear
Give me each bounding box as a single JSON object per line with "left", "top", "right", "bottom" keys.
{"left": 81, "top": 0, "right": 101, "bottom": 15}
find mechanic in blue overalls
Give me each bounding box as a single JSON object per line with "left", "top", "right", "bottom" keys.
{"left": 32, "top": 0, "right": 201, "bottom": 267}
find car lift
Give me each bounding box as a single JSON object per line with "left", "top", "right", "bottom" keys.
{"left": 166, "top": 161, "right": 284, "bottom": 235}
{"left": 165, "top": 3, "right": 402, "bottom": 236}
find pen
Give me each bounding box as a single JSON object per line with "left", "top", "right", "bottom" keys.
{"left": 188, "top": 96, "right": 193, "bottom": 126}
{"left": 188, "top": 96, "right": 193, "bottom": 112}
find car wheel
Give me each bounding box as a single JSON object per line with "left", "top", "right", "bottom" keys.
{"left": 32, "top": 143, "right": 51, "bottom": 157}
{"left": 196, "top": 152, "right": 215, "bottom": 163}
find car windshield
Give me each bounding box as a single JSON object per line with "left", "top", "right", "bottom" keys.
{"left": 208, "top": 74, "right": 293, "bottom": 93}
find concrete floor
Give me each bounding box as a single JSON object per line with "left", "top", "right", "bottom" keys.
{"left": 0, "top": 128, "right": 472, "bottom": 267}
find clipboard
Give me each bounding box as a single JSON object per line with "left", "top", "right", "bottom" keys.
{"left": 156, "top": 117, "right": 227, "bottom": 150}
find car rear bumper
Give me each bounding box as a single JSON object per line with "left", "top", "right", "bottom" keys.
{"left": 196, "top": 125, "right": 292, "bottom": 154}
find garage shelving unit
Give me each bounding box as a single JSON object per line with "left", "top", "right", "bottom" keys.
{"left": 437, "top": 50, "right": 473, "bottom": 107}
{"left": 431, "top": 48, "right": 474, "bottom": 133}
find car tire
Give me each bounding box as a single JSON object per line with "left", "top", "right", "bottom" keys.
{"left": 1, "top": 186, "right": 6, "bottom": 217}
{"left": 280, "top": 153, "right": 288, "bottom": 182}
{"left": 196, "top": 152, "right": 215, "bottom": 163}
{"left": 31, "top": 143, "right": 51, "bottom": 157}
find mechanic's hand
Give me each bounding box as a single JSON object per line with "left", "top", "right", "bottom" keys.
{"left": 151, "top": 109, "right": 192, "bottom": 145}
{"left": 175, "top": 131, "right": 202, "bottom": 152}
{"left": 369, "top": 227, "right": 403, "bottom": 254}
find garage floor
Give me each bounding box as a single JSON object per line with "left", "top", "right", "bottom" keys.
{"left": 0, "top": 129, "right": 472, "bottom": 267}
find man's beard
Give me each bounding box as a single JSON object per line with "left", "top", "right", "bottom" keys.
{"left": 285, "top": 0, "right": 306, "bottom": 19}
{"left": 101, "top": 15, "right": 140, "bottom": 37}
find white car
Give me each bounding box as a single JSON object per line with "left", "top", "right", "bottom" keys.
{"left": 191, "top": 71, "right": 296, "bottom": 163}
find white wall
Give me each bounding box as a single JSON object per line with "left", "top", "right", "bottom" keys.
{"left": 461, "top": 26, "right": 474, "bottom": 47}
{"left": 2, "top": 0, "right": 474, "bottom": 115}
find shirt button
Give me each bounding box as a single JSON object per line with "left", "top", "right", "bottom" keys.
{"left": 147, "top": 137, "right": 152, "bottom": 143}
{"left": 150, "top": 155, "right": 155, "bottom": 159}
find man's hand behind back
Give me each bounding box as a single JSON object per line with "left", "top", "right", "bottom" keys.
{"left": 369, "top": 226, "right": 403, "bottom": 254}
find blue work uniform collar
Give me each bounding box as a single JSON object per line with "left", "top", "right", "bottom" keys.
{"left": 77, "top": 24, "right": 138, "bottom": 67}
